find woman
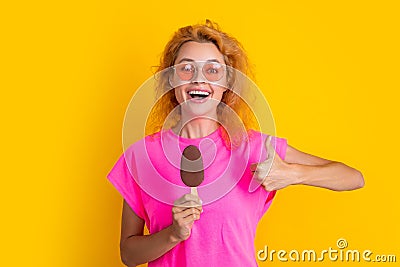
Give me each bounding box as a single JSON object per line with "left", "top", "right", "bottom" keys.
{"left": 107, "top": 20, "right": 364, "bottom": 267}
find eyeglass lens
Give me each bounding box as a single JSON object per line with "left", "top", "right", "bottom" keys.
{"left": 175, "top": 62, "right": 224, "bottom": 82}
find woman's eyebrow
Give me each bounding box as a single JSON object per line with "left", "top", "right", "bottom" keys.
{"left": 176, "top": 58, "right": 222, "bottom": 64}
{"left": 176, "top": 58, "right": 195, "bottom": 63}
{"left": 206, "top": 59, "right": 221, "bottom": 63}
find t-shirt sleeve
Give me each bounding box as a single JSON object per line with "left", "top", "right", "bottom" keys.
{"left": 107, "top": 153, "right": 147, "bottom": 221}
{"left": 259, "top": 136, "right": 288, "bottom": 217}
{"left": 274, "top": 136, "right": 288, "bottom": 161}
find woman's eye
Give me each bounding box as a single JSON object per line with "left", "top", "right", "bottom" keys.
{"left": 204, "top": 63, "right": 222, "bottom": 74}
{"left": 181, "top": 64, "right": 194, "bottom": 72}
{"left": 206, "top": 66, "right": 221, "bottom": 74}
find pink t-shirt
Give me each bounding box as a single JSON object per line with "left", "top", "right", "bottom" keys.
{"left": 107, "top": 128, "right": 287, "bottom": 266}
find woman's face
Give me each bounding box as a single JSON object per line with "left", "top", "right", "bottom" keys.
{"left": 172, "top": 41, "right": 227, "bottom": 117}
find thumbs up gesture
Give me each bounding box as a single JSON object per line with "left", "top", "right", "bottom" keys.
{"left": 250, "top": 136, "right": 296, "bottom": 191}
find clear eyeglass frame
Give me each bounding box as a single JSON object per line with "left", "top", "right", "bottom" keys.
{"left": 169, "top": 61, "right": 227, "bottom": 87}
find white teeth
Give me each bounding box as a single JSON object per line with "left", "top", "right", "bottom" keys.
{"left": 188, "top": 90, "right": 210, "bottom": 96}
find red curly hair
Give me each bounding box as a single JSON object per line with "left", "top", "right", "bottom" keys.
{"left": 145, "top": 20, "right": 259, "bottom": 148}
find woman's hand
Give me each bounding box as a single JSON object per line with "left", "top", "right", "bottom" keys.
{"left": 170, "top": 193, "right": 203, "bottom": 242}
{"left": 250, "top": 136, "right": 299, "bottom": 191}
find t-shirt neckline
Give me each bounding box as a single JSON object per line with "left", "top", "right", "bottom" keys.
{"left": 166, "top": 126, "right": 222, "bottom": 145}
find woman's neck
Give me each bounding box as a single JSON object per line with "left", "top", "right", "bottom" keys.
{"left": 173, "top": 118, "right": 219, "bottom": 139}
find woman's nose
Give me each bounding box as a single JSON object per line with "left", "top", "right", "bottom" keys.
{"left": 191, "top": 68, "right": 207, "bottom": 83}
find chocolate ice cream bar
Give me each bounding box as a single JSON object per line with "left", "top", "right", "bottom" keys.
{"left": 180, "top": 145, "right": 204, "bottom": 195}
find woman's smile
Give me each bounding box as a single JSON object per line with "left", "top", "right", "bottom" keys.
{"left": 186, "top": 86, "right": 212, "bottom": 102}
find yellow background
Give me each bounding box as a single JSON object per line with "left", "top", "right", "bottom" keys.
{"left": 1, "top": 0, "right": 399, "bottom": 266}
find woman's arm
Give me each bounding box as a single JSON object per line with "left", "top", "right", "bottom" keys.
{"left": 285, "top": 145, "right": 365, "bottom": 191}
{"left": 251, "top": 137, "right": 364, "bottom": 191}
{"left": 120, "top": 194, "right": 202, "bottom": 266}
{"left": 120, "top": 201, "right": 178, "bottom": 266}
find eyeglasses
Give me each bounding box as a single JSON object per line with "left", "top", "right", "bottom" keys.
{"left": 170, "top": 61, "right": 226, "bottom": 85}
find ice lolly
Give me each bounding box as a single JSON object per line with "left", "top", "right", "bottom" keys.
{"left": 180, "top": 145, "right": 204, "bottom": 196}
